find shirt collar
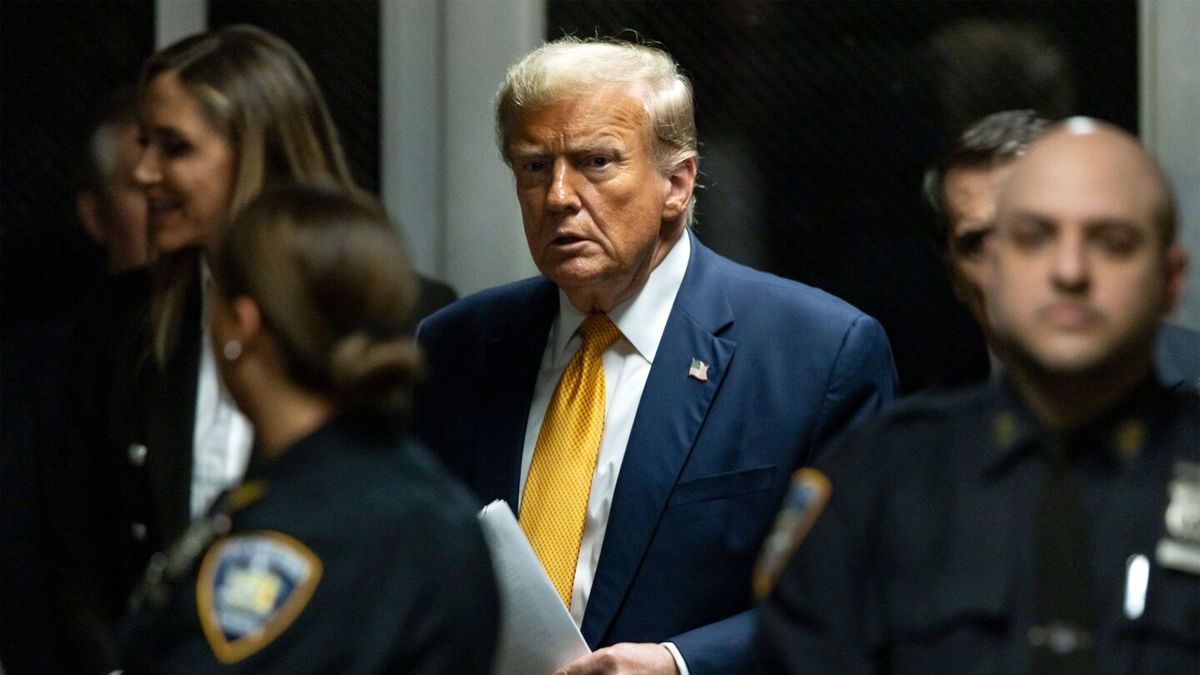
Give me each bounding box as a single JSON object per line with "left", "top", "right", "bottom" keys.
{"left": 552, "top": 230, "right": 691, "bottom": 363}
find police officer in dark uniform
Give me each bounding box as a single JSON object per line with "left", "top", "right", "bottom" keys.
{"left": 757, "top": 119, "right": 1199, "bottom": 673}
{"left": 119, "top": 184, "right": 498, "bottom": 673}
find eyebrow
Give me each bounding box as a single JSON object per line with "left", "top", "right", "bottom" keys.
{"left": 507, "top": 144, "right": 545, "bottom": 160}
{"left": 508, "top": 136, "right": 625, "bottom": 159}
{"left": 1002, "top": 210, "right": 1145, "bottom": 234}
{"left": 1082, "top": 216, "right": 1140, "bottom": 231}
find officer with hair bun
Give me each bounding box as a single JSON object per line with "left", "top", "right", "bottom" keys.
{"left": 119, "top": 183, "right": 498, "bottom": 673}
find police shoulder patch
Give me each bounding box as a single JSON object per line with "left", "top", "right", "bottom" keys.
{"left": 753, "top": 468, "right": 831, "bottom": 599}
{"left": 196, "top": 531, "right": 323, "bottom": 663}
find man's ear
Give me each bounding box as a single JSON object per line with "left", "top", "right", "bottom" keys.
{"left": 76, "top": 190, "right": 106, "bottom": 244}
{"left": 1165, "top": 242, "right": 1187, "bottom": 313}
{"left": 662, "top": 157, "right": 698, "bottom": 221}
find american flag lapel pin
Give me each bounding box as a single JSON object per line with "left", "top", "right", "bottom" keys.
{"left": 688, "top": 358, "right": 709, "bottom": 382}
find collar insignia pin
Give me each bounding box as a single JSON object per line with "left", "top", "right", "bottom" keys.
{"left": 688, "top": 358, "right": 709, "bottom": 382}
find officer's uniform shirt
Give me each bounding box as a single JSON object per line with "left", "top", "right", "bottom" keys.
{"left": 119, "top": 410, "right": 499, "bottom": 674}
{"left": 758, "top": 377, "right": 1200, "bottom": 674}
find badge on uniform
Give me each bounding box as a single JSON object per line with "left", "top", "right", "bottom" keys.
{"left": 1156, "top": 461, "right": 1200, "bottom": 576}
{"left": 197, "top": 532, "right": 323, "bottom": 663}
{"left": 753, "top": 468, "right": 831, "bottom": 599}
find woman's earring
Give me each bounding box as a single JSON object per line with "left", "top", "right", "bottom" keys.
{"left": 223, "top": 340, "right": 242, "bottom": 361}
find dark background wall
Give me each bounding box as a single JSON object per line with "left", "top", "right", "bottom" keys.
{"left": 548, "top": 0, "right": 1138, "bottom": 392}
{"left": 1, "top": 1, "right": 155, "bottom": 333}
{"left": 1, "top": 0, "right": 1136, "bottom": 388}
{"left": 0, "top": 0, "right": 380, "bottom": 335}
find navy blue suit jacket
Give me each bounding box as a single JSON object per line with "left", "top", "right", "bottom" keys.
{"left": 415, "top": 233, "right": 899, "bottom": 673}
{"left": 1156, "top": 322, "right": 1200, "bottom": 391}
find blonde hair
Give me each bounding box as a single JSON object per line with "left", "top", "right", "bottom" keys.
{"left": 213, "top": 182, "right": 420, "bottom": 411}
{"left": 139, "top": 24, "right": 356, "bottom": 366}
{"left": 495, "top": 37, "right": 699, "bottom": 223}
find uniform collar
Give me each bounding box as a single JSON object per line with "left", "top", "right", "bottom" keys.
{"left": 243, "top": 408, "right": 404, "bottom": 483}
{"left": 984, "top": 375, "right": 1167, "bottom": 478}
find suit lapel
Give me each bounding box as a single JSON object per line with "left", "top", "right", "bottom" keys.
{"left": 143, "top": 277, "right": 201, "bottom": 544}
{"left": 470, "top": 281, "right": 559, "bottom": 508}
{"left": 581, "top": 234, "right": 737, "bottom": 646}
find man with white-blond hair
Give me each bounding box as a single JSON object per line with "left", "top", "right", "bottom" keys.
{"left": 759, "top": 119, "right": 1199, "bottom": 673}
{"left": 416, "top": 38, "right": 897, "bottom": 674}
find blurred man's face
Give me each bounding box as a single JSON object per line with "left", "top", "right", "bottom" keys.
{"left": 105, "top": 124, "right": 151, "bottom": 272}
{"left": 942, "top": 162, "right": 1012, "bottom": 326}
{"left": 507, "top": 87, "right": 694, "bottom": 313}
{"left": 986, "top": 127, "right": 1182, "bottom": 377}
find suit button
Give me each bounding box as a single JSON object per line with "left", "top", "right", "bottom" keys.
{"left": 131, "top": 522, "right": 148, "bottom": 542}
{"left": 127, "top": 443, "right": 148, "bottom": 467}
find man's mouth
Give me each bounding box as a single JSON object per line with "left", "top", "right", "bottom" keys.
{"left": 1040, "top": 302, "right": 1102, "bottom": 329}
{"left": 552, "top": 235, "right": 585, "bottom": 246}
{"left": 147, "top": 198, "right": 182, "bottom": 216}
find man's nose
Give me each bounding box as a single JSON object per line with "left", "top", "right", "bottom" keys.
{"left": 1051, "top": 233, "right": 1089, "bottom": 293}
{"left": 545, "top": 159, "right": 581, "bottom": 213}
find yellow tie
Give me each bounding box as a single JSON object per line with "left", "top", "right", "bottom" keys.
{"left": 520, "top": 313, "right": 622, "bottom": 608}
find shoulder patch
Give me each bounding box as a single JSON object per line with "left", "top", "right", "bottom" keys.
{"left": 753, "top": 468, "right": 831, "bottom": 599}
{"left": 197, "top": 531, "right": 323, "bottom": 663}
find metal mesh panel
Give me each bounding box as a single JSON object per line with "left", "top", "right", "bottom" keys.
{"left": 547, "top": 0, "right": 1138, "bottom": 392}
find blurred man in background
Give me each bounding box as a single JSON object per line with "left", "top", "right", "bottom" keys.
{"left": 2, "top": 87, "right": 148, "bottom": 674}
{"left": 759, "top": 118, "right": 1198, "bottom": 673}
{"left": 75, "top": 87, "right": 150, "bottom": 274}
{"left": 925, "top": 110, "right": 1199, "bottom": 389}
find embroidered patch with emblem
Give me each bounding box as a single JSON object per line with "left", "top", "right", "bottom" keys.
{"left": 197, "top": 531, "right": 323, "bottom": 663}
{"left": 753, "top": 468, "right": 831, "bottom": 599}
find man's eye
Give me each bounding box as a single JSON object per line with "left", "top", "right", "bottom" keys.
{"left": 953, "top": 228, "right": 993, "bottom": 258}
{"left": 1097, "top": 230, "right": 1140, "bottom": 257}
{"left": 162, "top": 139, "right": 191, "bottom": 157}
{"left": 524, "top": 160, "right": 548, "bottom": 173}
{"left": 1011, "top": 224, "right": 1050, "bottom": 249}
{"left": 587, "top": 156, "right": 612, "bottom": 169}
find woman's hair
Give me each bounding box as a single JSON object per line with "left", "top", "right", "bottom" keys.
{"left": 140, "top": 24, "right": 356, "bottom": 366}
{"left": 213, "top": 182, "right": 421, "bottom": 412}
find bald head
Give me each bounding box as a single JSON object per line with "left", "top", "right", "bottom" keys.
{"left": 986, "top": 117, "right": 1186, "bottom": 390}
{"left": 998, "top": 118, "right": 1176, "bottom": 246}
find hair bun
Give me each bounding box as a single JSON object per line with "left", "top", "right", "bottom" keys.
{"left": 329, "top": 333, "right": 423, "bottom": 410}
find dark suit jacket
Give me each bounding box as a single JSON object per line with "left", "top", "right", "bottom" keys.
{"left": 415, "top": 232, "right": 899, "bottom": 673}
{"left": 54, "top": 267, "right": 201, "bottom": 671}
{"left": 413, "top": 275, "right": 458, "bottom": 330}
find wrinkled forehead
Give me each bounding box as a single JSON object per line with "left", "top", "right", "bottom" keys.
{"left": 509, "top": 86, "right": 653, "bottom": 145}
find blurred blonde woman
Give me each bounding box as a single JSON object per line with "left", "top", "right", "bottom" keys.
{"left": 118, "top": 183, "right": 497, "bottom": 673}
{"left": 57, "top": 25, "right": 364, "bottom": 670}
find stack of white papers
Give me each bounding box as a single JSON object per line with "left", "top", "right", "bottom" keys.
{"left": 478, "top": 500, "right": 592, "bottom": 675}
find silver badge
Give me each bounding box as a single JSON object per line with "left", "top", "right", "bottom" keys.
{"left": 1155, "top": 461, "right": 1200, "bottom": 575}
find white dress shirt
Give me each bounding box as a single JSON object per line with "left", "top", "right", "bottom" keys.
{"left": 191, "top": 261, "right": 254, "bottom": 517}
{"left": 518, "top": 233, "right": 692, "bottom": 672}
